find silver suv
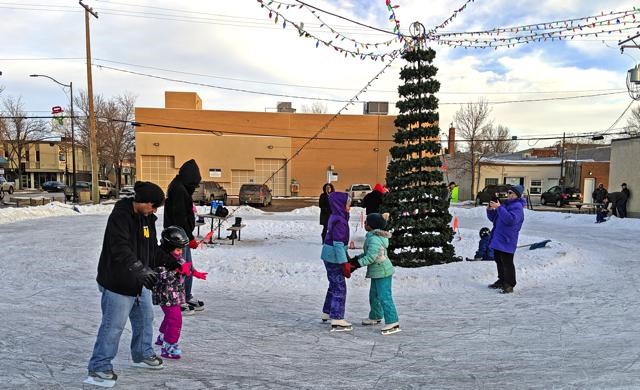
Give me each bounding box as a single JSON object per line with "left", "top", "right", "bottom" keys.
{"left": 346, "top": 184, "right": 372, "bottom": 206}
{"left": 98, "top": 180, "right": 117, "bottom": 199}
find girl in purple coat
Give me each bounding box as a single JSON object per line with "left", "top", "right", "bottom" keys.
{"left": 486, "top": 185, "right": 526, "bottom": 294}
{"left": 319, "top": 192, "right": 353, "bottom": 331}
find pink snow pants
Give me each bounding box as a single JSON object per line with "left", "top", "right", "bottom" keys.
{"left": 159, "top": 305, "right": 182, "bottom": 344}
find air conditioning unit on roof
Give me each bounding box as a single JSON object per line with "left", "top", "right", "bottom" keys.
{"left": 363, "top": 101, "right": 389, "bottom": 115}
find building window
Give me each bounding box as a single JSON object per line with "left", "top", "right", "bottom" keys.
{"left": 530, "top": 179, "right": 542, "bottom": 194}
{"left": 59, "top": 153, "right": 65, "bottom": 162}
{"left": 505, "top": 177, "right": 524, "bottom": 186}
{"left": 485, "top": 178, "right": 499, "bottom": 186}
{"left": 36, "top": 151, "right": 40, "bottom": 162}
{"left": 25, "top": 150, "right": 30, "bottom": 161}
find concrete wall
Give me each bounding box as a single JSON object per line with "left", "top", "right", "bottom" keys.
{"left": 610, "top": 137, "right": 640, "bottom": 217}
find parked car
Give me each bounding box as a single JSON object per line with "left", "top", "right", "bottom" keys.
{"left": 42, "top": 180, "right": 66, "bottom": 192}
{"left": 239, "top": 183, "right": 272, "bottom": 207}
{"left": 540, "top": 186, "right": 582, "bottom": 207}
{"left": 119, "top": 185, "right": 135, "bottom": 198}
{"left": 98, "top": 180, "right": 117, "bottom": 199}
{"left": 346, "top": 184, "right": 372, "bottom": 206}
{"left": 192, "top": 181, "right": 228, "bottom": 205}
{"left": 0, "top": 176, "right": 15, "bottom": 194}
{"left": 64, "top": 181, "right": 91, "bottom": 200}
{"left": 475, "top": 184, "right": 510, "bottom": 206}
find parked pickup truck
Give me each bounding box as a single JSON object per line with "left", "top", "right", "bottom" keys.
{"left": 346, "top": 184, "right": 372, "bottom": 206}
{"left": 0, "top": 176, "right": 15, "bottom": 194}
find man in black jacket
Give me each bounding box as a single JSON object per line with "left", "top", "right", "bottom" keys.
{"left": 164, "top": 159, "right": 203, "bottom": 311}
{"left": 86, "top": 181, "right": 171, "bottom": 387}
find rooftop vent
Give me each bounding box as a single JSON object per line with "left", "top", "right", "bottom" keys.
{"left": 363, "top": 101, "right": 389, "bottom": 115}
{"left": 277, "top": 102, "right": 296, "bottom": 113}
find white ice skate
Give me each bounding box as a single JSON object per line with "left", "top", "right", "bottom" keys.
{"left": 83, "top": 370, "right": 117, "bottom": 388}
{"left": 321, "top": 312, "right": 330, "bottom": 323}
{"left": 361, "top": 318, "right": 382, "bottom": 326}
{"left": 381, "top": 322, "right": 401, "bottom": 335}
{"left": 330, "top": 319, "right": 353, "bottom": 332}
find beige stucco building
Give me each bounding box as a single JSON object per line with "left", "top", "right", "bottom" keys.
{"left": 609, "top": 136, "right": 640, "bottom": 217}
{"left": 135, "top": 92, "right": 398, "bottom": 197}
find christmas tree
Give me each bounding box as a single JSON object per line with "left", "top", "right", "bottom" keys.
{"left": 382, "top": 45, "right": 458, "bottom": 267}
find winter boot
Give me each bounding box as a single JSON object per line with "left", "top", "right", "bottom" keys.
{"left": 227, "top": 230, "right": 238, "bottom": 240}
{"left": 381, "top": 322, "right": 401, "bottom": 335}
{"left": 362, "top": 318, "right": 382, "bottom": 326}
{"left": 161, "top": 341, "right": 182, "bottom": 360}
{"left": 155, "top": 334, "right": 164, "bottom": 346}
{"left": 83, "top": 370, "right": 118, "bottom": 388}
{"left": 180, "top": 303, "right": 195, "bottom": 315}
{"left": 330, "top": 319, "right": 353, "bottom": 332}
{"left": 131, "top": 355, "right": 164, "bottom": 369}
{"left": 488, "top": 280, "right": 504, "bottom": 289}
{"left": 321, "top": 312, "right": 330, "bottom": 323}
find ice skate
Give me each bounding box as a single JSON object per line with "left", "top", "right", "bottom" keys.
{"left": 321, "top": 312, "right": 330, "bottom": 323}
{"left": 155, "top": 334, "right": 164, "bottom": 346}
{"left": 361, "top": 318, "right": 382, "bottom": 326}
{"left": 161, "top": 341, "right": 182, "bottom": 359}
{"left": 131, "top": 355, "right": 164, "bottom": 369}
{"left": 180, "top": 303, "right": 195, "bottom": 315}
{"left": 330, "top": 319, "right": 353, "bottom": 332}
{"left": 186, "top": 298, "right": 205, "bottom": 311}
{"left": 83, "top": 370, "right": 117, "bottom": 388}
{"left": 381, "top": 322, "right": 401, "bottom": 335}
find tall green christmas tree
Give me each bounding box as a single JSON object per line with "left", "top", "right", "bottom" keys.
{"left": 382, "top": 45, "right": 458, "bottom": 267}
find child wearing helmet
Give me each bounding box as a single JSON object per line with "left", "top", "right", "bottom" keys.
{"left": 152, "top": 226, "right": 208, "bottom": 359}
{"left": 466, "top": 227, "right": 495, "bottom": 261}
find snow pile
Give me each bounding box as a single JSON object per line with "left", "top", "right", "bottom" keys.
{"left": 0, "top": 201, "right": 113, "bottom": 224}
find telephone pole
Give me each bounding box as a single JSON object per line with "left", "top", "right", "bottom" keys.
{"left": 80, "top": 0, "right": 100, "bottom": 204}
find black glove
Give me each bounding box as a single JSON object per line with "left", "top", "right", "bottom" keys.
{"left": 129, "top": 260, "right": 158, "bottom": 290}
{"left": 348, "top": 257, "right": 361, "bottom": 270}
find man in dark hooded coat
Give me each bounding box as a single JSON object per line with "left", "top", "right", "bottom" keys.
{"left": 164, "top": 159, "right": 203, "bottom": 312}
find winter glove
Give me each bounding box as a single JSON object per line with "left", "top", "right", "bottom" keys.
{"left": 342, "top": 262, "right": 352, "bottom": 279}
{"left": 188, "top": 239, "right": 199, "bottom": 250}
{"left": 192, "top": 270, "right": 208, "bottom": 280}
{"left": 129, "top": 260, "right": 158, "bottom": 290}
{"left": 348, "top": 257, "right": 361, "bottom": 270}
{"left": 177, "top": 262, "right": 193, "bottom": 276}
{"left": 164, "top": 261, "right": 181, "bottom": 271}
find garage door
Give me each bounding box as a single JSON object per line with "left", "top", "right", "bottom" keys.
{"left": 256, "top": 159, "right": 287, "bottom": 196}
{"left": 230, "top": 169, "right": 254, "bottom": 197}
{"left": 140, "top": 155, "right": 177, "bottom": 193}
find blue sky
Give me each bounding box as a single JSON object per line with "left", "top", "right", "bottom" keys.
{"left": 0, "top": 0, "right": 638, "bottom": 147}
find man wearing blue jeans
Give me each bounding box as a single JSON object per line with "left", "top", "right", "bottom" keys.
{"left": 86, "top": 182, "right": 171, "bottom": 387}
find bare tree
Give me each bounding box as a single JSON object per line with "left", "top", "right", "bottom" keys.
{"left": 482, "top": 124, "right": 518, "bottom": 154}
{"left": 454, "top": 100, "right": 492, "bottom": 196}
{"left": 300, "top": 101, "right": 328, "bottom": 113}
{"left": 73, "top": 91, "right": 136, "bottom": 188}
{"left": 625, "top": 104, "right": 640, "bottom": 136}
{"left": 0, "top": 96, "right": 47, "bottom": 189}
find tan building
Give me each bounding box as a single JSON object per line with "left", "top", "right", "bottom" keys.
{"left": 135, "top": 92, "right": 398, "bottom": 197}
{"left": 2, "top": 138, "right": 91, "bottom": 189}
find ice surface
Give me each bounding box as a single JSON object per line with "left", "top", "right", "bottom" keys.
{"left": 1, "top": 203, "right": 639, "bottom": 388}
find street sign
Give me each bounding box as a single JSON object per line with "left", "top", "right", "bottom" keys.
{"left": 51, "top": 106, "right": 64, "bottom": 114}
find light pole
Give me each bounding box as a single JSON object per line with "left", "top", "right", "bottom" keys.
{"left": 29, "top": 74, "right": 78, "bottom": 203}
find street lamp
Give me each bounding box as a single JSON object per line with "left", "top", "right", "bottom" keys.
{"left": 29, "top": 74, "right": 78, "bottom": 203}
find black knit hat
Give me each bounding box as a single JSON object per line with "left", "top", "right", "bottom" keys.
{"left": 134, "top": 181, "right": 165, "bottom": 207}
{"left": 366, "top": 212, "right": 389, "bottom": 230}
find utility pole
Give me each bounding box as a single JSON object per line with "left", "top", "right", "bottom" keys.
{"left": 559, "top": 132, "right": 566, "bottom": 186}
{"left": 80, "top": 0, "right": 100, "bottom": 204}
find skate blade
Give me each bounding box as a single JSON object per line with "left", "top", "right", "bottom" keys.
{"left": 361, "top": 320, "right": 382, "bottom": 326}
{"left": 381, "top": 327, "right": 401, "bottom": 335}
{"left": 83, "top": 376, "right": 116, "bottom": 388}
{"left": 330, "top": 326, "right": 353, "bottom": 332}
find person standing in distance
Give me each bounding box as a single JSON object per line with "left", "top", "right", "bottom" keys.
{"left": 319, "top": 183, "right": 335, "bottom": 242}
{"left": 164, "top": 159, "right": 203, "bottom": 313}
{"left": 85, "top": 181, "right": 169, "bottom": 388}
{"left": 486, "top": 184, "right": 526, "bottom": 294}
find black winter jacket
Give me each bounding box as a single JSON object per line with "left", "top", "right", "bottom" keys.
{"left": 96, "top": 198, "right": 170, "bottom": 296}
{"left": 319, "top": 193, "right": 331, "bottom": 226}
{"left": 362, "top": 190, "right": 384, "bottom": 215}
{"left": 164, "top": 159, "right": 202, "bottom": 240}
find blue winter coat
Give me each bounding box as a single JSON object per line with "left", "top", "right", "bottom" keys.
{"left": 486, "top": 197, "right": 526, "bottom": 254}
{"left": 474, "top": 235, "right": 494, "bottom": 260}
{"left": 320, "top": 192, "right": 350, "bottom": 264}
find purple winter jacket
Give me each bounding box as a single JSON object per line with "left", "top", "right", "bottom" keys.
{"left": 486, "top": 197, "right": 526, "bottom": 254}
{"left": 320, "top": 192, "right": 350, "bottom": 264}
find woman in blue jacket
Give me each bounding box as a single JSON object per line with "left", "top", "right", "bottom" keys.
{"left": 486, "top": 185, "right": 526, "bottom": 294}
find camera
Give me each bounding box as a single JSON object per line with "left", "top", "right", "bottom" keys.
{"left": 490, "top": 195, "right": 499, "bottom": 203}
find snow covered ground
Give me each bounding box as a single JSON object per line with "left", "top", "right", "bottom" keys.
{"left": 1, "top": 202, "right": 640, "bottom": 389}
